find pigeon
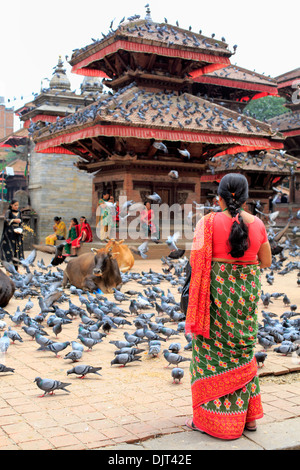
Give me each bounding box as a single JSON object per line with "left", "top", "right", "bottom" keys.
{"left": 21, "top": 325, "right": 43, "bottom": 340}
{"left": 113, "top": 289, "right": 130, "bottom": 302}
{"left": 78, "top": 335, "right": 101, "bottom": 351}
{"left": 132, "top": 241, "right": 149, "bottom": 259}
{"left": 24, "top": 297, "right": 34, "bottom": 312}
{"left": 109, "top": 340, "right": 135, "bottom": 349}
{"left": 152, "top": 142, "right": 168, "bottom": 153}
{"left": 70, "top": 341, "right": 84, "bottom": 352}
{"left": 0, "top": 331, "right": 10, "bottom": 353}
{"left": 166, "top": 232, "right": 180, "bottom": 251}
{"left": 124, "top": 332, "right": 147, "bottom": 345}
{"left": 148, "top": 342, "right": 161, "bottom": 357}
{"left": 168, "top": 342, "right": 181, "bottom": 353}
{"left": 257, "top": 334, "right": 275, "bottom": 351}
{"left": 171, "top": 367, "right": 184, "bottom": 383}
{"left": 114, "top": 347, "right": 145, "bottom": 356}
{"left": 45, "top": 341, "right": 70, "bottom": 357}
{"left": 168, "top": 170, "right": 179, "bottom": 179}
{"left": 0, "top": 363, "right": 14, "bottom": 373}
{"left": 35, "top": 333, "right": 54, "bottom": 350}
{"left": 9, "top": 307, "right": 25, "bottom": 326}
{"left": 160, "top": 327, "right": 178, "bottom": 339}
{"left": 34, "top": 377, "right": 71, "bottom": 397}
{"left": 14, "top": 249, "right": 36, "bottom": 273}
{"left": 63, "top": 349, "right": 83, "bottom": 362}
{"left": 111, "top": 353, "right": 142, "bottom": 367}
{"left": 163, "top": 349, "right": 190, "bottom": 367}
{"left": 6, "top": 326, "right": 23, "bottom": 343}
{"left": 147, "top": 192, "right": 162, "bottom": 204}
{"left": 143, "top": 327, "right": 166, "bottom": 342}
{"left": 274, "top": 342, "right": 299, "bottom": 356}
{"left": 177, "top": 148, "right": 190, "bottom": 159}
{"left": 53, "top": 321, "right": 62, "bottom": 337}
{"left": 67, "top": 365, "right": 102, "bottom": 378}
{"left": 255, "top": 351, "right": 267, "bottom": 368}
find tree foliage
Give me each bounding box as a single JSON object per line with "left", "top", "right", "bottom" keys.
{"left": 244, "top": 95, "right": 291, "bottom": 121}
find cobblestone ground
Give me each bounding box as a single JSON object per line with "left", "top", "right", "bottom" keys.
{"left": 0, "top": 250, "right": 299, "bottom": 449}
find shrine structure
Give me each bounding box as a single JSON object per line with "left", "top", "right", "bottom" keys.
{"left": 32, "top": 9, "right": 286, "bottom": 229}
{"left": 13, "top": 57, "right": 102, "bottom": 239}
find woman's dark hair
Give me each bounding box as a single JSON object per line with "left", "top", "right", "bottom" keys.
{"left": 217, "top": 173, "right": 249, "bottom": 258}
{"left": 9, "top": 199, "right": 18, "bottom": 210}
{"left": 71, "top": 218, "right": 79, "bottom": 225}
{"left": 54, "top": 216, "right": 61, "bottom": 222}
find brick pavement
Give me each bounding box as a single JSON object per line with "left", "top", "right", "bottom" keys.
{"left": 0, "top": 253, "right": 299, "bottom": 450}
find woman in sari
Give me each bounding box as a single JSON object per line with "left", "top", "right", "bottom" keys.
{"left": 185, "top": 173, "right": 272, "bottom": 440}
{"left": 0, "top": 199, "right": 24, "bottom": 269}
{"left": 64, "top": 218, "right": 79, "bottom": 255}
{"left": 45, "top": 217, "right": 67, "bottom": 245}
{"left": 70, "top": 216, "right": 93, "bottom": 255}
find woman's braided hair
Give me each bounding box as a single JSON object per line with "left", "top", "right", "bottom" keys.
{"left": 217, "top": 173, "right": 250, "bottom": 258}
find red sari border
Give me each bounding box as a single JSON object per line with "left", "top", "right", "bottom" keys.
{"left": 193, "top": 388, "right": 263, "bottom": 440}
{"left": 191, "top": 355, "right": 258, "bottom": 408}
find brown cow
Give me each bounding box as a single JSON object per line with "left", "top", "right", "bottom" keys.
{"left": 103, "top": 239, "right": 134, "bottom": 273}
{"left": 0, "top": 269, "right": 15, "bottom": 308}
{"left": 62, "top": 250, "right": 122, "bottom": 293}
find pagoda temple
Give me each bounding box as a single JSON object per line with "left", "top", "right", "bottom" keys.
{"left": 32, "top": 9, "right": 285, "bottom": 228}
{"left": 14, "top": 57, "right": 103, "bottom": 239}
{"left": 268, "top": 68, "right": 300, "bottom": 204}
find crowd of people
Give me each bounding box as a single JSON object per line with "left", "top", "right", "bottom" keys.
{"left": 0, "top": 193, "right": 161, "bottom": 267}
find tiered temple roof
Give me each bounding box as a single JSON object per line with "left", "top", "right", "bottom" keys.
{"left": 69, "top": 16, "right": 232, "bottom": 84}
{"left": 33, "top": 14, "right": 283, "bottom": 166}
{"left": 193, "top": 65, "right": 278, "bottom": 111}
{"left": 30, "top": 9, "right": 296, "bottom": 212}
{"left": 34, "top": 83, "right": 283, "bottom": 167}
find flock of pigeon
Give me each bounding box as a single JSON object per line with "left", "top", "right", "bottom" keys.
{"left": 0, "top": 250, "right": 193, "bottom": 396}
{"left": 0, "top": 212, "right": 299, "bottom": 397}
{"left": 254, "top": 232, "right": 300, "bottom": 368}
{"left": 71, "top": 11, "right": 231, "bottom": 60}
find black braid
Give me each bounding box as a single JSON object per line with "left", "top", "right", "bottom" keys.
{"left": 218, "top": 174, "right": 250, "bottom": 258}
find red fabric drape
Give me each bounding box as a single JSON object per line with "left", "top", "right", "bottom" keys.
{"left": 185, "top": 212, "right": 216, "bottom": 339}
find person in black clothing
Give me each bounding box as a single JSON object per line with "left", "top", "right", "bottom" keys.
{"left": 0, "top": 199, "right": 24, "bottom": 268}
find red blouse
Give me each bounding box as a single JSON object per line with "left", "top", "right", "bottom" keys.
{"left": 212, "top": 212, "right": 268, "bottom": 261}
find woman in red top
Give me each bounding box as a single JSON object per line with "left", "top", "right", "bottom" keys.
{"left": 140, "top": 202, "right": 158, "bottom": 238}
{"left": 71, "top": 216, "right": 93, "bottom": 256}
{"left": 185, "top": 173, "right": 271, "bottom": 440}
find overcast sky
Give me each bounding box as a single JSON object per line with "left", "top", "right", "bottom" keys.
{"left": 1, "top": 0, "right": 299, "bottom": 118}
